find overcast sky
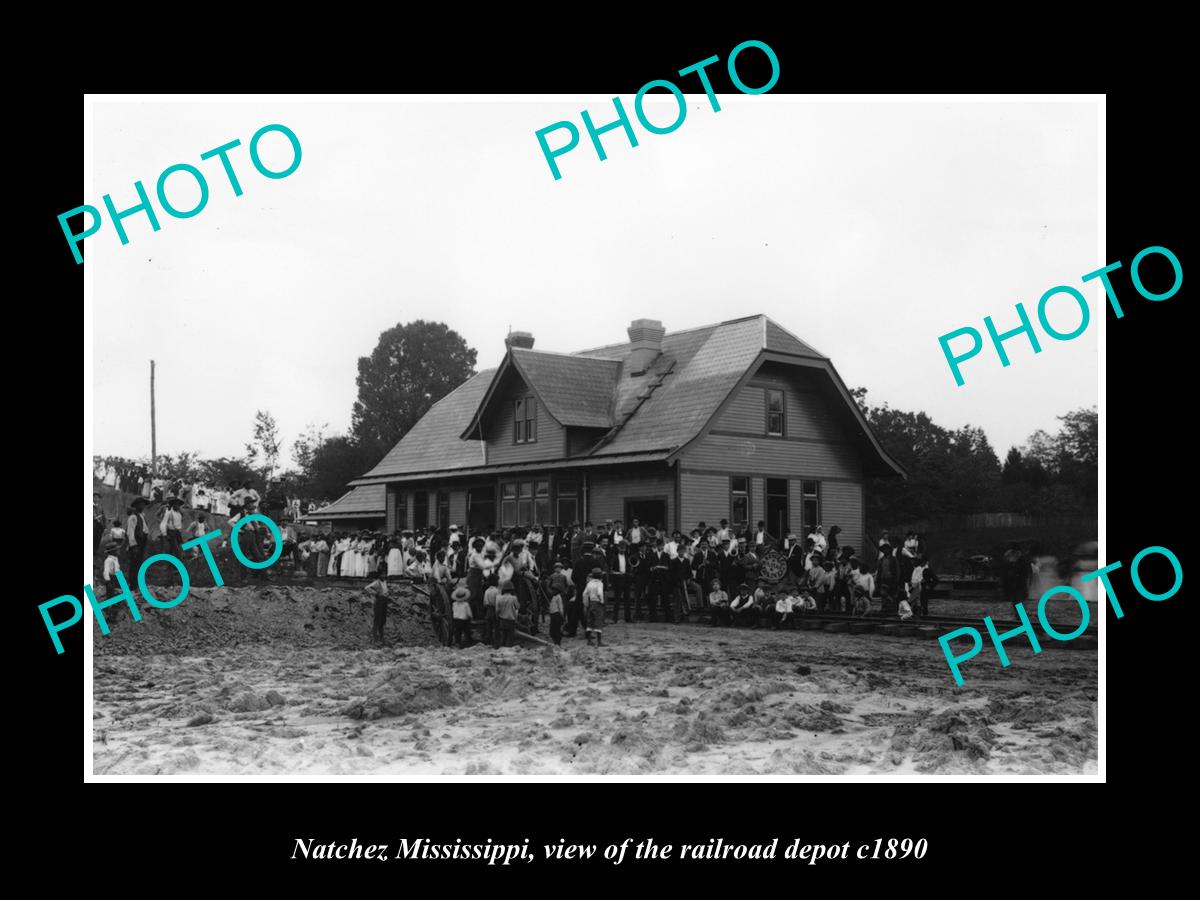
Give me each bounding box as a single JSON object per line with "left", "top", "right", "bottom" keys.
{"left": 91, "top": 98, "right": 1099, "bottom": 470}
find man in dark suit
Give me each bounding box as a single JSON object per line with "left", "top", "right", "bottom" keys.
{"left": 631, "top": 543, "right": 653, "bottom": 622}
{"left": 568, "top": 541, "right": 596, "bottom": 637}
{"left": 717, "top": 539, "right": 736, "bottom": 598}
{"left": 649, "top": 540, "right": 672, "bottom": 623}
{"left": 608, "top": 539, "right": 633, "bottom": 623}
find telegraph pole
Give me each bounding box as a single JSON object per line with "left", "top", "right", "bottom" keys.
{"left": 150, "top": 360, "right": 157, "bottom": 478}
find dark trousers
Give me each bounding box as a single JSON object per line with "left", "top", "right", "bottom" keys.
{"left": 633, "top": 578, "right": 651, "bottom": 620}
{"left": 498, "top": 619, "right": 516, "bottom": 647}
{"left": 566, "top": 599, "right": 582, "bottom": 636}
{"left": 453, "top": 619, "right": 472, "bottom": 648}
{"left": 610, "top": 573, "right": 631, "bottom": 622}
{"left": 164, "top": 528, "right": 184, "bottom": 560}
{"left": 549, "top": 611, "right": 563, "bottom": 645}
{"left": 483, "top": 607, "right": 496, "bottom": 646}
{"left": 127, "top": 542, "right": 147, "bottom": 579}
{"left": 372, "top": 597, "right": 389, "bottom": 642}
{"left": 93, "top": 519, "right": 104, "bottom": 554}
{"left": 711, "top": 606, "right": 732, "bottom": 627}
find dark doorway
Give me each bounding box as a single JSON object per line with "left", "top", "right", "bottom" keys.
{"left": 625, "top": 497, "right": 668, "bottom": 532}
{"left": 766, "top": 478, "right": 789, "bottom": 541}
{"left": 467, "top": 487, "right": 494, "bottom": 536}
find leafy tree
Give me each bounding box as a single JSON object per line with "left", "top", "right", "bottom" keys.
{"left": 351, "top": 320, "right": 477, "bottom": 460}
{"left": 244, "top": 410, "right": 282, "bottom": 484}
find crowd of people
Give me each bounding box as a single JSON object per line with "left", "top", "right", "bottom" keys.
{"left": 92, "top": 485, "right": 937, "bottom": 647}
{"left": 93, "top": 484, "right": 287, "bottom": 597}
{"left": 94, "top": 458, "right": 330, "bottom": 523}
{"left": 314, "top": 518, "right": 938, "bottom": 651}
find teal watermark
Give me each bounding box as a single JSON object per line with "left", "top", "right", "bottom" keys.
{"left": 535, "top": 39, "right": 780, "bottom": 181}
{"left": 938, "top": 245, "right": 1183, "bottom": 386}
{"left": 939, "top": 544, "right": 1181, "bottom": 684}
{"left": 58, "top": 124, "right": 302, "bottom": 265}
{"left": 43, "top": 515, "right": 283, "bottom": 654}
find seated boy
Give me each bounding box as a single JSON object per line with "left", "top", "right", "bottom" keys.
{"left": 730, "top": 583, "right": 760, "bottom": 628}
{"left": 708, "top": 579, "right": 731, "bottom": 627}
{"left": 773, "top": 592, "right": 795, "bottom": 629}
{"left": 852, "top": 586, "right": 871, "bottom": 617}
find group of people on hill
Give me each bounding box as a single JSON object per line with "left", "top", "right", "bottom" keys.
{"left": 93, "top": 484, "right": 280, "bottom": 597}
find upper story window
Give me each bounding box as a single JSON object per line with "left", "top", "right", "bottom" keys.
{"left": 766, "top": 389, "right": 785, "bottom": 436}
{"left": 514, "top": 394, "right": 537, "bottom": 443}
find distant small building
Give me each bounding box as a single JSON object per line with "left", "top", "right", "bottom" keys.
{"left": 348, "top": 315, "right": 905, "bottom": 549}
{"left": 303, "top": 484, "right": 385, "bottom": 531}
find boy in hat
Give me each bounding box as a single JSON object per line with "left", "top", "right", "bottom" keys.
{"left": 495, "top": 580, "right": 519, "bottom": 648}
{"left": 852, "top": 585, "right": 872, "bottom": 617}
{"left": 451, "top": 586, "right": 474, "bottom": 648}
{"left": 546, "top": 562, "right": 569, "bottom": 645}
{"left": 582, "top": 567, "right": 606, "bottom": 646}
{"left": 101, "top": 540, "right": 124, "bottom": 599}
{"left": 730, "top": 583, "right": 761, "bottom": 628}
{"left": 365, "top": 565, "right": 391, "bottom": 645}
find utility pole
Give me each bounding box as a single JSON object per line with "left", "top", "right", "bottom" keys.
{"left": 150, "top": 359, "right": 157, "bottom": 478}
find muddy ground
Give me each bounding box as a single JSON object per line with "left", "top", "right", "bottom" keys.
{"left": 91, "top": 582, "right": 1097, "bottom": 776}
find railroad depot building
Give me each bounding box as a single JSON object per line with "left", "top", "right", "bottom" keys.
{"left": 345, "top": 316, "right": 905, "bottom": 549}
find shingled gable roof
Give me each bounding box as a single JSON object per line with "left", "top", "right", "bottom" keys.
{"left": 307, "top": 484, "right": 385, "bottom": 519}
{"left": 351, "top": 315, "right": 905, "bottom": 482}
{"left": 460, "top": 347, "right": 620, "bottom": 439}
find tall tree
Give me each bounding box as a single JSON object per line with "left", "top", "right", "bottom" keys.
{"left": 351, "top": 320, "right": 477, "bottom": 460}
{"left": 245, "top": 410, "right": 282, "bottom": 484}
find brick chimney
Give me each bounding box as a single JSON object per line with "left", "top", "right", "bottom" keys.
{"left": 627, "top": 319, "right": 665, "bottom": 374}
{"left": 505, "top": 331, "right": 535, "bottom": 350}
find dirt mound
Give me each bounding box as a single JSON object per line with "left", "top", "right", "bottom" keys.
{"left": 341, "top": 671, "right": 460, "bottom": 720}
{"left": 94, "top": 583, "right": 439, "bottom": 654}
{"left": 889, "top": 707, "right": 998, "bottom": 772}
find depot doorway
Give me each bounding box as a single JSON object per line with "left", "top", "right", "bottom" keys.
{"left": 624, "top": 497, "right": 668, "bottom": 532}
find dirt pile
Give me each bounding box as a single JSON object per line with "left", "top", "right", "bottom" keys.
{"left": 95, "top": 583, "right": 439, "bottom": 654}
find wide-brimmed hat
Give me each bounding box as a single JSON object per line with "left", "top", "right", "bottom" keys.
{"left": 589, "top": 567, "right": 603, "bottom": 578}
{"left": 130, "top": 497, "right": 149, "bottom": 508}
{"left": 553, "top": 561, "right": 564, "bottom": 569}
{"left": 499, "top": 580, "right": 514, "bottom": 592}
{"left": 167, "top": 496, "right": 183, "bottom": 507}
{"left": 452, "top": 587, "right": 471, "bottom": 601}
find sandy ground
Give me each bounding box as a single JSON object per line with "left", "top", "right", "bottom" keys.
{"left": 92, "top": 585, "right": 1097, "bottom": 776}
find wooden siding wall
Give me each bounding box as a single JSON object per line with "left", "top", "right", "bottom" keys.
{"left": 680, "top": 365, "right": 865, "bottom": 541}
{"left": 588, "top": 467, "right": 675, "bottom": 528}
{"left": 386, "top": 487, "right": 399, "bottom": 534}
{"left": 714, "top": 369, "right": 852, "bottom": 445}
{"left": 679, "top": 471, "right": 729, "bottom": 530}
{"left": 450, "top": 489, "right": 468, "bottom": 527}
{"left": 484, "top": 369, "right": 566, "bottom": 464}
{"left": 821, "top": 481, "right": 863, "bottom": 552}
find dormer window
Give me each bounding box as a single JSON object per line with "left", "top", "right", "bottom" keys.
{"left": 514, "top": 395, "right": 537, "bottom": 443}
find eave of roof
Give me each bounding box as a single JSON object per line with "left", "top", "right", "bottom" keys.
{"left": 350, "top": 450, "right": 671, "bottom": 485}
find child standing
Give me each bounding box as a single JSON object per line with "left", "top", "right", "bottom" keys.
{"left": 583, "top": 566, "right": 606, "bottom": 647}
{"left": 451, "top": 586, "right": 473, "bottom": 648}
{"left": 495, "top": 580, "right": 519, "bottom": 648}
{"left": 365, "top": 566, "right": 390, "bottom": 644}
{"left": 101, "top": 541, "right": 124, "bottom": 599}
{"left": 547, "top": 561, "right": 569, "bottom": 646}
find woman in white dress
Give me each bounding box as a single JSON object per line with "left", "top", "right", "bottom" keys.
{"left": 386, "top": 537, "right": 404, "bottom": 577}
{"left": 328, "top": 535, "right": 343, "bottom": 575}
{"left": 339, "top": 536, "right": 353, "bottom": 576}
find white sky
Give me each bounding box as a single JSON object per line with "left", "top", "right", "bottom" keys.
{"left": 91, "top": 98, "right": 1099, "bottom": 469}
